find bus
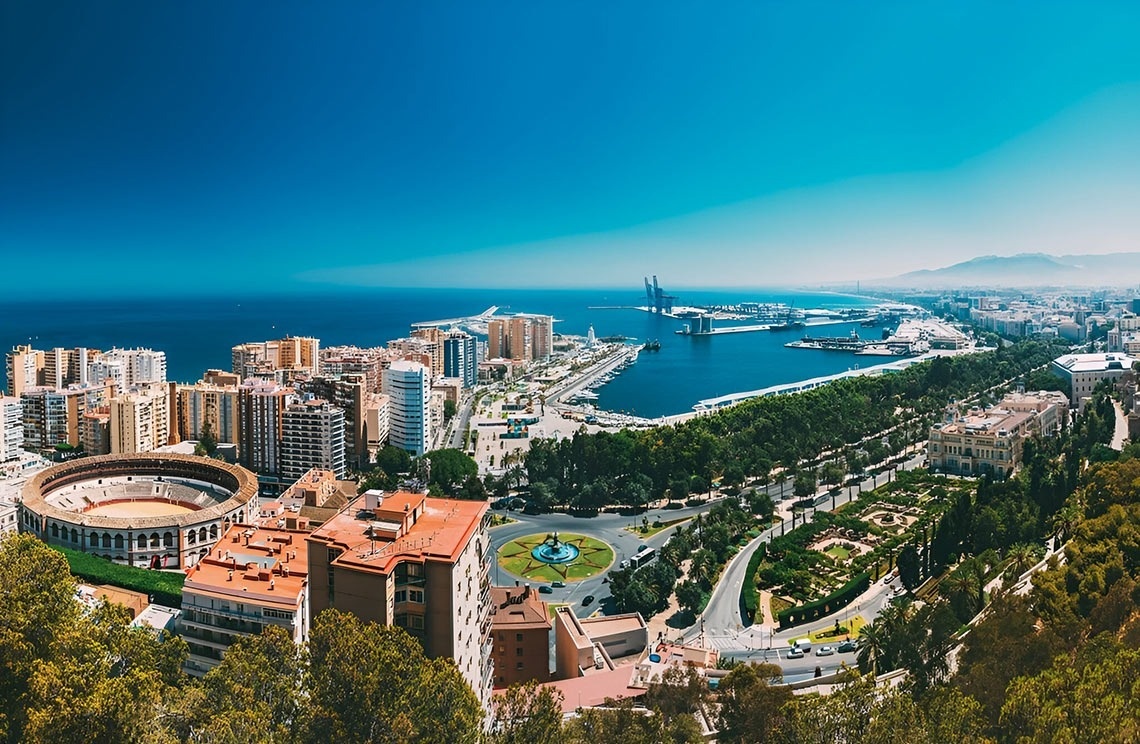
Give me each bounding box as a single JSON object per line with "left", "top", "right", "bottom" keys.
{"left": 630, "top": 547, "right": 656, "bottom": 569}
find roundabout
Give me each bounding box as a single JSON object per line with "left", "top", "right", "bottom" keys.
{"left": 497, "top": 532, "right": 614, "bottom": 582}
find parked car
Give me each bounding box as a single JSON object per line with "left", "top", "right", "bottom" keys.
{"left": 538, "top": 585, "right": 554, "bottom": 594}
{"left": 551, "top": 580, "right": 566, "bottom": 588}
{"left": 815, "top": 646, "right": 835, "bottom": 656}
{"left": 837, "top": 640, "right": 858, "bottom": 653}
{"left": 582, "top": 595, "right": 595, "bottom": 607}
{"left": 786, "top": 648, "right": 805, "bottom": 659}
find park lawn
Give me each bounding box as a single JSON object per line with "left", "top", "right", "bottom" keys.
{"left": 807, "top": 615, "right": 867, "bottom": 644}
{"left": 547, "top": 603, "right": 569, "bottom": 620}
{"left": 497, "top": 533, "right": 614, "bottom": 583}
{"left": 825, "top": 544, "right": 852, "bottom": 560}
{"left": 622, "top": 516, "right": 691, "bottom": 538}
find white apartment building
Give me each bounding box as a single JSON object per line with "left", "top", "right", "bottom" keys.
{"left": 0, "top": 395, "right": 23, "bottom": 463}
{"left": 383, "top": 361, "right": 431, "bottom": 456}
{"left": 6, "top": 345, "right": 43, "bottom": 397}
{"left": 89, "top": 348, "right": 167, "bottom": 391}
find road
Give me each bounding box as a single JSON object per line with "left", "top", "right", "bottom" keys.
{"left": 691, "top": 451, "right": 927, "bottom": 640}
{"left": 488, "top": 501, "right": 719, "bottom": 618}
{"left": 445, "top": 390, "right": 476, "bottom": 451}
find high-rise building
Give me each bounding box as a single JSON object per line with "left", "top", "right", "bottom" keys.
{"left": 232, "top": 337, "right": 320, "bottom": 382}
{"left": 0, "top": 395, "right": 23, "bottom": 463}
{"left": 529, "top": 316, "right": 554, "bottom": 361}
{"left": 81, "top": 408, "right": 111, "bottom": 456}
{"left": 443, "top": 331, "right": 478, "bottom": 388}
{"left": 307, "top": 491, "right": 493, "bottom": 707}
{"left": 175, "top": 381, "right": 241, "bottom": 446}
{"left": 43, "top": 347, "right": 92, "bottom": 389}
{"left": 411, "top": 328, "right": 446, "bottom": 377}
{"left": 6, "top": 345, "right": 44, "bottom": 397}
{"left": 507, "top": 317, "right": 532, "bottom": 362}
{"left": 487, "top": 320, "right": 507, "bottom": 360}
{"left": 280, "top": 399, "right": 347, "bottom": 482}
{"left": 20, "top": 385, "right": 104, "bottom": 452}
{"left": 366, "top": 394, "right": 390, "bottom": 456}
{"left": 319, "top": 345, "right": 390, "bottom": 393}
{"left": 238, "top": 380, "right": 296, "bottom": 480}
{"left": 382, "top": 361, "right": 431, "bottom": 456}
{"left": 298, "top": 374, "right": 384, "bottom": 470}
{"left": 88, "top": 348, "right": 167, "bottom": 391}
{"left": 110, "top": 383, "right": 169, "bottom": 454}
{"left": 388, "top": 338, "right": 437, "bottom": 377}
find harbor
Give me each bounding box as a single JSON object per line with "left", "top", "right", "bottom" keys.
{"left": 784, "top": 319, "right": 971, "bottom": 357}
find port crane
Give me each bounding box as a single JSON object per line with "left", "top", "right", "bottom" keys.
{"left": 643, "top": 276, "right": 678, "bottom": 314}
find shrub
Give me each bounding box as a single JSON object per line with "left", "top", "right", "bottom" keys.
{"left": 740, "top": 542, "right": 768, "bottom": 621}
{"left": 50, "top": 546, "right": 184, "bottom": 607}
{"left": 776, "top": 570, "right": 871, "bottom": 628}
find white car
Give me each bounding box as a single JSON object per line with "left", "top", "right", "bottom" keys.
{"left": 786, "top": 648, "right": 805, "bottom": 659}
{"left": 815, "top": 646, "right": 835, "bottom": 656}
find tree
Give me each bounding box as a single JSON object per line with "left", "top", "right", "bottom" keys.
{"left": 0, "top": 533, "right": 84, "bottom": 740}
{"left": 489, "top": 681, "right": 564, "bottom": 744}
{"left": 306, "top": 610, "right": 482, "bottom": 743}
{"left": 421, "top": 449, "right": 478, "bottom": 496}
{"left": 896, "top": 544, "right": 921, "bottom": 591}
{"left": 643, "top": 665, "right": 707, "bottom": 727}
{"left": 443, "top": 399, "right": 457, "bottom": 423}
{"left": 1000, "top": 636, "right": 1140, "bottom": 744}
{"left": 716, "top": 663, "right": 790, "bottom": 744}
{"left": 190, "top": 624, "right": 308, "bottom": 742}
{"left": 674, "top": 580, "right": 704, "bottom": 616}
{"left": 793, "top": 470, "right": 817, "bottom": 500}
{"left": 195, "top": 420, "right": 219, "bottom": 457}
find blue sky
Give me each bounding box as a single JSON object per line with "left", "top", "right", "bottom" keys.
{"left": 2, "top": 2, "right": 1138, "bottom": 297}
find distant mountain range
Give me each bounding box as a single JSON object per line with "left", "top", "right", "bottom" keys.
{"left": 867, "top": 252, "right": 1140, "bottom": 289}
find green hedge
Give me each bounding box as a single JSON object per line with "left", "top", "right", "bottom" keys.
{"left": 51, "top": 546, "right": 184, "bottom": 608}
{"left": 740, "top": 541, "right": 768, "bottom": 622}
{"left": 777, "top": 570, "right": 871, "bottom": 628}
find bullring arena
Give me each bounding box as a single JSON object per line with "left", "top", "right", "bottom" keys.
{"left": 20, "top": 453, "right": 259, "bottom": 569}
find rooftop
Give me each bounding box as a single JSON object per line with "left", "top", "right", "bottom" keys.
{"left": 183, "top": 524, "right": 310, "bottom": 609}
{"left": 1053, "top": 352, "right": 1139, "bottom": 373}
{"left": 306, "top": 491, "right": 488, "bottom": 574}
{"left": 539, "top": 667, "right": 645, "bottom": 714}
{"left": 935, "top": 408, "right": 1034, "bottom": 437}
{"left": 490, "top": 586, "right": 551, "bottom": 631}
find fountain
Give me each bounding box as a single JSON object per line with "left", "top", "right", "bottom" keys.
{"left": 530, "top": 532, "right": 580, "bottom": 565}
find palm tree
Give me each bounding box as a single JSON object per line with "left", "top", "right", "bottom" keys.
{"left": 1005, "top": 543, "right": 1038, "bottom": 579}
{"left": 1050, "top": 501, "right": 1082, "bottom": 544}
{"left": 856, "top": 619, "right": 887, "bottom": 676}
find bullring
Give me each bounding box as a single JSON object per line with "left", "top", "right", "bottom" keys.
{"left": 20, "top": 453, "right": 258, "bottom": 569}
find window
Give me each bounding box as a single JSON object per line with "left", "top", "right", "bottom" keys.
{"left": 516, "top": 662, "right": 524, "bottom": 670}
{"left": 409, "top": 589, "right": 424, "bottom": 603}
{"left": 395, "top": 590, "right": 407, "bottom": 603}
{"left": 409, "top": 615, "right": 424, "bottom": 630}
{"left": 515, "top": 633, "right": 523, "bottom": 642}
{"left": 516, "top": 648, "right": 523, "bottom": 656}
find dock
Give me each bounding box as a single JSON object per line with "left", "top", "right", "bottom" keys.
{"left": 676, "top": 324, "right": 772, "bottom": 336}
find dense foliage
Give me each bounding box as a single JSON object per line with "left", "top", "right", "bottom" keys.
{"left": 523, "top": 340, "right": 1066, "bottom": 509}
{"left": 0, "top": 534, "right": 481, "bottom": 744}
